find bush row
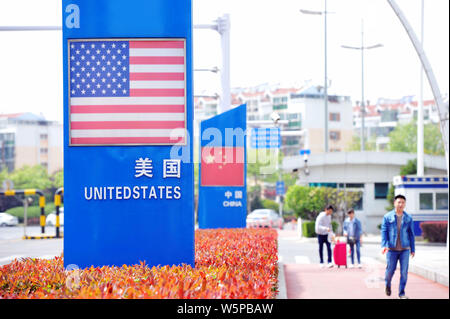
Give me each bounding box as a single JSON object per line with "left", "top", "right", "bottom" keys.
{"left": 420, "top": 221, "right": 448, "bottom": 243}
{"left": 0, "top": 228, "right": 278, "bottom": 299}
{"left": 301, "top": 220, "right": 339, "bottom": 238}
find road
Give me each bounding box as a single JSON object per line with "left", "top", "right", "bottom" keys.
{"left": 0, "top": 225, "right": 63, "bottom": 265}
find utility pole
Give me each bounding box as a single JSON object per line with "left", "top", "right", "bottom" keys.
{"left": 417, "top": 0, "right": 425, "bottom": 177}
{"left": 342, "top": 21, "right": 383, "bottom": 152}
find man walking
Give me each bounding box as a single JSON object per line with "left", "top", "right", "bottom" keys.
{"left": 315, "top": 205, "right": 334, "bottom": 268}
{"left": 381, "top": 194, "right": 415, "bottom": 299}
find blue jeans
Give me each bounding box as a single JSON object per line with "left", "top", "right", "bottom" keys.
{"left": 318, "top": 234, "right": 332, "bottom": 264}
{"left": 349, "top": 240, "right": 361, "bottom": 264}
{"left": 385, "top": 249, "right": 410, "bottom": 297}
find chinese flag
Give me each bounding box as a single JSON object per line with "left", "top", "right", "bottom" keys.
{"left": 201, "top": 146, "right": 245, "bottom": 186}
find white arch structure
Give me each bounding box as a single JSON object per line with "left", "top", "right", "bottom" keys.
{"left": 387, "top": 0, "right": 449, "bottom": 251}
{"left": 387, "top": 0, "right": 449, "bottom": 174}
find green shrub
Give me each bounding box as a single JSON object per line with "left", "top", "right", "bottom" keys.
{"left": 4, "top": 203, "right": 58, "bottom": 222}
{"left": 261, "top": 199, "right": 279, "bottom": 212}
{"left": 302, "top": 221, "right": 316, "bottom": 238}
{"left": 420, "top": 222, "right": 447, "bottom": 243}
{"left": 301, "top": 220, "right": 338, "bottom": 238}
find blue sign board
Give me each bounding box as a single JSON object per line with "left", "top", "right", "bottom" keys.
{"left": 300, "top": 149, "right": 311, "bottom": 155}
{"left": 250, "top": 127, "right": 280, "bottom": 149}
{"left": 198, "top": 105, "right": 247, "bottom": 229}
{"left": 62, "top": 0, "right": 194, "bottom": 268}
{"left": 276, "top": 181, "right": 285, "bottom": 195}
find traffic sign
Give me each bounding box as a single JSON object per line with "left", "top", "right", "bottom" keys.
{"left": 300, "top": 149, "right": 311, "bottom": 155}
{"left": 276, "top": 181, "right": 285, "bottom": 195}
{"left": 250, "top": 127, "right": 280, "bottom": 149}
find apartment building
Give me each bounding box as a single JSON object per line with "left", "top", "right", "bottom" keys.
{"left": 0, "top": 113, "right": 63, "bottom": 174}
{"left": 231, "top": 85, "right": 354, "bottom": 156}
{"left": 353, "top": 97, "right": 443, "bottom": 151}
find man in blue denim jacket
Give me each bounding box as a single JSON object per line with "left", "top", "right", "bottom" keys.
{"left": 381, "top": 194, "right": 415, "bottom": 299}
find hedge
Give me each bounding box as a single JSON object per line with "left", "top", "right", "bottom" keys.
{"left": 301, "top": 220, "right": 339, "bottom": 238}
{"left": 420, "top": 221, "right": 448, "bottom": 243}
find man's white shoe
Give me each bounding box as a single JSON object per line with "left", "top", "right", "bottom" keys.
{"left": 319, "top": 263, "right": 325, "bottom": 268}
{"left": 358, "top": 264, "right": 362, "bottom": 269}
{"left": 349, "top": 264, "right": 354, "bottom": 268}
{"left": 327, "top": 263, "right": 334, "bottom": 268}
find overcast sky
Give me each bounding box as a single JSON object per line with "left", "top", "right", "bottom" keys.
{"left": 0, "top": 0, "right": 448, "bottom": 122}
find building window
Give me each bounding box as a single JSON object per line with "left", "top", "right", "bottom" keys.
{"left": 329, "top": 131, "right": 341, "bottom": 141}
{"left": 419, "top": 193, "right": 433, "bottom": 210}
{"left": 40, "top": 148, "right": 48, "bottom": 154}
{"left": 436, "top": 193, "right": 448, "bottom": 210}
{"left": 374, "top": 183, "right": 389, "bottom": 199}
{"left": 40, "top": 134, "right": 48, "bottom": 140}
{"left": 329, "top": 112, "right": 340, "bottom": 121}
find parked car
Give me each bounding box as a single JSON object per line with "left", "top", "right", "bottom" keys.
{"left": 246, "top": 209, "right": 283, "bottom": 229}
{"left": 0, "top": 212, "right": 19, "bottom": 227}
{"left": 46, "top": 207, "right": 64, "bottom": 226}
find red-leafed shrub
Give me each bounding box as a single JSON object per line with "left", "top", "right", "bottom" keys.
{"left": 0, "top": 228, "right": 278, "bottom": 299}
{"left": 420, "top": 221, "right": 448, "bottom": 243}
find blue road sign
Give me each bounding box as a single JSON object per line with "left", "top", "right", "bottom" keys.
{"left": 62, "top": 0, "right": 194, "bottom": 269}
{"left": 300, "top": 149, "right": 311, "bottom": 155}
{"left": 276, "top": 181, "right": 285, "bottom": 195}
{"left": 250, "top": 127, "right": 280, "bottom": 149}
{"left": 198, "top": 105, "right": 247, "bottom": 229}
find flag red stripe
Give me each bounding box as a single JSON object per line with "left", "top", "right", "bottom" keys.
{"left": 71, "top": 136, "right": 185, "bottom": 145}
{"left": 200, "top": 147, "right": 245, "bottom": 186}
{"left": 70, "top": 105, "right": 185, "bottom": 113}
{"left": 129, "top": 56, "right": 184, "bottom": 65}
{"left": 130, "top": 89, "right": 185, "bottom": 97}
{"left": 129, "top": 41, "right": 184, "bottom": 49}
{"left": 129, "top": 73, "right": 185, "bottom": 81}
{"left": 70, "top": 121, "right": 185, "bottom": 130}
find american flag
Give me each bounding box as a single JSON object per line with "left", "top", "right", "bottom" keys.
{"left": 68, "top": 39, "right": 186, "bottom": 145}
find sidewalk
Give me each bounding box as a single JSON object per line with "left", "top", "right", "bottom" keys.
{"left": 277, "top": 229, "right": 449, "bottom": 299}
{"left": 363, "top": 234, "right": 449, "bottom": 287}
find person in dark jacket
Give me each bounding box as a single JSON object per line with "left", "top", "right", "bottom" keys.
{"left": 381, "top": 194, "right": 415, "bottom": 299}
{"left": 343, "top": 209, "right": 363, "bottom": 268}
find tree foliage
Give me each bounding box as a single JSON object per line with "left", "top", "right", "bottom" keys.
{"left": 388, "top": 121, "right": 444, "bottom": 156}
{"left": 285, "top": 185, "right": 361, "bottom": 230}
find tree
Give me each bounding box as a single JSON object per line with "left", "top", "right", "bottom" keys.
{"left": 8, "top": 165, "right": 53, "bottom": 190}
{"left": 52, "top": 170, "right": 64, "bottom": 189}
{"left": 346, "top": 134, "right": 377, "bottom": 151}
{"left": 285, "top": 185, "right": 361, "bottom": 233}
{"left": 388, "top": 121, "right": 445, "bottom": 156}
{"left": 386, "top": 159, "right": 417, "bottom": 212}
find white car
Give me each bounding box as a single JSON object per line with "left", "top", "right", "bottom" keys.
{"left": 246, "top": 209, "right": 283, "bottom": 229}
{"left": 0, "top": 212, "right": 19, "bottom": 227}
{"left": 46, "top": 207, "right": 64, "bottom": 226}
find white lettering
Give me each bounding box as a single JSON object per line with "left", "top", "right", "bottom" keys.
{"left": 84, "top": 187, "right": 92, "bottom": 200}
{"left": 123, "top": 186, "right": 131, "bottom": 199}
{"left": 132, "top": 186, "right": 140, "bottom": 199}
{"left": 65, "top": 4, "right": 80, "bottom": 29}
{"left": 173, "top": 186, "right": 181, "bottom": 199}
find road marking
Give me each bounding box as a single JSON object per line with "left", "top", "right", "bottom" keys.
{"left": 295, "top": 256, "right": 311, "bottom": 264}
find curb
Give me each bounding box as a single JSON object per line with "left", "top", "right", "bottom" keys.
{"left": 375, "top": 255, "right": 449, "bottom": 287}
{"left": 276, "top": 262, "right": 288, "bottom": 299}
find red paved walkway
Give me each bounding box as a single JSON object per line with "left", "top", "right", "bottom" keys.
{"left": 284, "top": 263, "right": 449, "bottom": 299}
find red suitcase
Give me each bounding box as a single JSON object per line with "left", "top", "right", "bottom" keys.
{"left": 333, "top": 242, "right": 347, "bottom": 268}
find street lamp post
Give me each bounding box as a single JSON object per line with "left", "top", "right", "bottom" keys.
{"left": 342, "top": 20, "right": 383, "bottom": 151}
{"left": 300, "top": 0, "right": 330, "bottom": 153}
